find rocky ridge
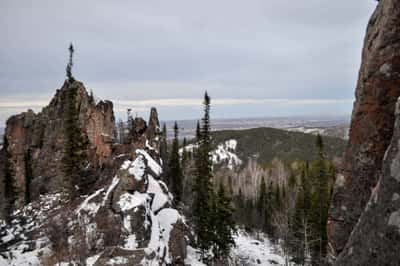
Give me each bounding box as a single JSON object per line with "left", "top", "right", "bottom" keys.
{"left": 0, "top": 79, "right": 190, "bottom": 265}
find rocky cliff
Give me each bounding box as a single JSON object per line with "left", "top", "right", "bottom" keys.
{"left": 0, "top": 79, "right": 193, "bottom": 265}
{"left": 0, "top": 80, "right": 116, "bottom": 211}
{"left": 334, "top": 97, "right": 400, "bottom": 265}
{"left": 328, "top": 0, "right": 400, "bottom": 258}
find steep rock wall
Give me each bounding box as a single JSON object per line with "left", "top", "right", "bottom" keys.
{"left": 334, "top": 98, "right": 400, "bottom": 266}
{"left": 328, "top": 0, "right": 400, "bottom": 256}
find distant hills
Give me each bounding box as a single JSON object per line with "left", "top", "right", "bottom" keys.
{"left": 163, "top": 116, "right": 350, "bottom": 140}
{"left": 210, "top": 127, "right": 347, "bottom": 165}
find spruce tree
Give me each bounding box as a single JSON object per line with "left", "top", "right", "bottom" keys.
{"left": 66, "top": 43, "right": 74, "bottom": 82}
{"left": 310, "top": 134, "right": 330, "bottom": 265}
{"left": 212, "top": 183, "right": 236, "bottom": 259}
{"left": 291, "top": 162, "right": 312, "bottom": 265}
{"left": 192, "top": 92, "right": 214, "bottom": 257}
{"left": 24, "top": 148, "right": 33, "bottom": 205}
{"left": 264, "top": 181, "right": 275, "bottom": 237}
{"left": 62, "top": 44, "right": 89, "bottom": 199}
{"left": 160, "top": 123, "right": 169, "bottom": 182}
{"left": 3, "top": 135, "right": 15, "bottom": 223}
{"left": 257, "top": 177, "right": 267, "bottom": 230}
{"left": 168, "top": 121, "right": 183, "bottom": 204}
{"left": 181, "top": 137, "right": 189, "bottom": 167}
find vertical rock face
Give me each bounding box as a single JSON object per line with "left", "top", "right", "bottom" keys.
{"left": 334, "top": 98, "right": 400, "bottom": 266}
{"left": 328, "top": 0, "right": 400, "bottom": 257}
{"left": 2, "top": 80, "right": 115, "bottom": 209}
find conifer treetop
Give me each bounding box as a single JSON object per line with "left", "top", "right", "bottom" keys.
{"left": 66, "top": 43, "right": 75, "bottom": 81}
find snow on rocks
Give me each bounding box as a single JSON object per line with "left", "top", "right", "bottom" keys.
{"left": 180, "top": 139, "right": 242, "bottom": 170}
{"left": 128, "top": 155, "right": 146, "bottom": 181}
{"left": 76, "top": 188, "right": 104, "bottom": 216}
{"left": 0, "top": 193, "right": 65, "bottom": 265}
{"left": 232, "top": 230, "right": 286, "bottom": 266}
{"left": 212, "top": 139, "right": 242, "bottom": 170}
{"left": 147, "top": 175, "right": 170, "bottom": 212}
{"left": 136, "top": 149, "right": 162, "bottom": 176}
{"left": 1, "top": 147, "right": 185, "bottom": 265}
{"left": 179, "top": 143, "right": 198, "bottom": 155}
{"left": 117, "top": 192, "right": 149, "bottom": 212}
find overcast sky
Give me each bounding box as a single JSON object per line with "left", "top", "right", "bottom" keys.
{"left": 0, "top": 0, "right": 377, "bottom": 125}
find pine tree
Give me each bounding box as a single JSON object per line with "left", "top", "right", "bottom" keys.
{"left": 264, "top": 181, "right": 275, "bottom": 237}
{"left": 274, "top": 184, "right": 282, "bottom": 211}
{"left": 3, "top": 135, "right": 15, "bottom": 223}
{"left": 24, "top": 148, "right": 33, "bottom": 205}
{"left": 290, "top": 162, "right": 312, "bottom": 265}
{"left": 192, "top": 92, "right": 214, "bottom": 257}
{"left": 310, "top": 134, "right": 330, "bottom": 265}
{"left": 66, "top": 43, "right": 74, "bottom": 82}
{"left": 168, "top": 121, "right": 183, "bottom": 204}
{"left": 212, "top": 183, "right": 236, "bottom": 259}
{"left": 62, "top": 82, "right": 89, "bottom": 198}
{"left": 117, "top": 119, "right": 125, "bottom": 144}
{"left": 62, "top": 45, "right": 89, "bottom": 198}
{"left": 257, "top": 177, "right": 267, "bottom": 230}
{"left": 160, "top": 123, "right": 169, "bottom": 183}
{"left": 195, "top": 120, "right": 201, "bottom": 141}
{"left": 181, "top": 137, "right": 189, "bottom": 167}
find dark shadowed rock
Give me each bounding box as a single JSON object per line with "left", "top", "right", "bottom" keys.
{"left": 334, "top": 98, "right": 400, "bottom": 266}
{"left": 328, "top": 0, "right": 400, "bottom": 257}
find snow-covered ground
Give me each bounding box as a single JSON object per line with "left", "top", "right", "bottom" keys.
{"left": 184, "top": 230, "right": 287, "bottom": 266}
{"left": 180, "top": 139, "right": 242, "bottom": 170}
{"left": 232, "top": 230, "right": 287, "bottom": 266}
{"left": 211, "top": 139, "right": 242, "bottom": 170}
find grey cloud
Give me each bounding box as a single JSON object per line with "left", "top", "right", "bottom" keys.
{"left": 0, "top": 0, "right": 376, "bottom": 124}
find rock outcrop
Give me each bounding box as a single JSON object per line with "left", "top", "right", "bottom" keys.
{"left": 334, "top": 98, "right": 400, "bottom": 266}
{"left": 0, "top": 138, "right": 188, "bottom": 266}
{"left": 1, "top": 80, "right": 115, "bottom": 210}
{"left": 328, "top": 0, "right": 400, "bottom": 257}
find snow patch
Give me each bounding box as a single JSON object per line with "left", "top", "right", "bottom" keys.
{"left": 212, "top": 139, "right": 242, "bottom": 170}
{"left": 136, "top": 149, "right": 162, "bottom": 176}
{"left": 147, "top": 175, "right": 170, "bottom": 212}
{"left": 128, "top": 155, "right": 146, "bottom": 181}
{"left": 123, "top": 234, "right": 138, "bottom": 250}
{"left": 232, "top": 230, "right": 286, "bottom": 266}
{"left": 118, "top": 192, "right": 149, "bottom": 212}
{"left": 107, "top": 256, "right": 128, "bottom": 265}
{"left": 76, "top": 188, "right": 104, "bottom": 216}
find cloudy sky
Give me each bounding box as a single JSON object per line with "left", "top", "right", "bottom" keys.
{"left": 0, "top": 0, "right": 377, "bottom": 125}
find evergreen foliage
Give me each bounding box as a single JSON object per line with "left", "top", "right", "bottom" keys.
{"left": 168, "top": 121, "right": 183, "bottom": 204}
{"left": 309, "top": 134, "right": 330, "bottom": 265}
{"left": 212, "top": 184, "right": 236, "bottom": 259}
{"left": 192, "top": 93, "right": 236, "bottom": 261}
{"left": 181, "top": 137, "right": 189, "bottom": 167}
{"left": 160, "top": 123, "right": 169, "bottom": 183}
{"left": 290, "top": 162, "right": 313, "bottom": 265}
{"left": 66, "top": 43, "right": 74, "bottom": 81}
{"left": 62, "top": 81, "right": 89, "bottom": 199}
{"left": 24, "top": 148, "right": 33, "bottom": 205}
{"left": 192, "top": 92, "right": 214, "bottom": 255}
{"left": 3, "top": 135, "right": 15, "bottom": 223}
